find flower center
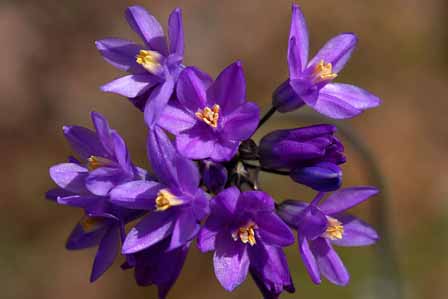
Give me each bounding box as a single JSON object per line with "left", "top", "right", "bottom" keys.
{"left": 322, "top": 217, "right": 344, "bottom": 240}
{"left": 80, "top": 216, "right": 104, "bottom": 232}
{"left": 195, "top": 104, "right": 220, "bottom": 128}
{"left": 232, "top": 221, "right": 257, "bottom": 246}
{"left": 136, "top": 49, "right": 162, "bottom": 74}
{"left": 312, "top": 60, "right": 337, "bottom": 83}
{"left": 155, "top": 189, "right": 183, "bottom": 211}
{"left": 87, "top": 156, "right": 113, "bottom": 170}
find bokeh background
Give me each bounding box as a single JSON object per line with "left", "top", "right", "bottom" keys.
{"left": 1, "top": 0, "right": 447, "bottom": 298}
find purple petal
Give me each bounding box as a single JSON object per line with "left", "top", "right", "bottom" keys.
{"left": 95, "top": 38, "right": 144, "bottom": 72}
{"left": 213, "top": 186, "right": 241, "bottom": 217}
{"left": 111, "top": 130, "right": 134, "bottom": 175}
{"left": 298, "top": 234, "right": 321, "bottom": 284}
{"left": 157, "top": 100, "right": 196, "bottom": 135}
{"left": 288, "top": 37, "right": 302, "bottom": 79}
{"left": 210, "top": 138, "right": 239, "bottom": 162}
{"left": 213, "top": 233, "right": 250, "bottom": 291}
{"left": 90, "top": 111, "right": 114, "bottom": 157}
{"left": 125, "top": 5, "right": 168, "bottom": 55}
{"left": 238, "top": 191, "right": 275, "bottom": 214}
{"left": 310, "top": 238, "right": 349, "bottom": 286}
{"left": 63, "top": 126, "right": 105, "bottom": 160}
{"left": 308, "top": 33, "right": 357, "bottom": 74}
{"left": 169, "top": 209, "right": 200, "bottom": 250}
{"left": 311, "top": 92, "right": 362, "bottom": 119}
{"left": 202, "top": 160, "right": 228, "bottom": 194}
{"left": 331, "top": 214, "right": 379, "bottom": 247}
{"left": 49, "top": 163, "right": 88, "bottom": 193}
{"left": 288, "top": 4, "right": 309, "bottom": 73}
{"left": 191, "top": 189, "right": 210, "bottom": 222}
{"left": 206, "top": 61, "right": 246, "bottom": 115}
{"left": 289, "top": 78, "right": 319, "bottom": 106}
{"left": 57, "top": 194, "right": 99, "bottom": 208}
{"left": 255, "top": 213, "right": 295, "bottom": 247}
{"left": 173, "top": 152, "right": 200, "bottom": 196}
{"left": 144, "top": 78, "right": 175, "bottom": 127}
{"left": 110, "top": 180, "right": 162, "bottom": 210}
{"left": 90, "top": 227, "right": 120, "bottom": 282}
{"left": 66, "top": 223, "right": 105, "bottom": 250}
{"left": 168, "top": 8, "right": 184, "bottom": 56}
{"left": 176, "top": 123, "right": 216, "bottom": 160}
{"left": 176, "top": 67, "right": 208, "bottom": 113}
{"left": 85, "top": 167, "right": 126, "bottom": 196}
{"left": 46, "top": 188, "right": 72, "bottom": 202}
{"left": 197, "top": 214, "right": 223, "bottom": 252}
{"left": 101, "top": 74, "right": 156, "bottom": 98}
{"left": 221, "top": 102, "right": 260, "bottom": 141}
{"left": 319, "top": 186, "right": 379, "bottom": 215}
{"left": 320, "top": 83, "right": 381, "bottom": 110}
{"left": 291, "top": 162, "right": 342, "bottom": 192}
{"left": 122, "top": 211, "right": 175, "bottom": 254}
{"left": 298, "top": 205, "right": 328, "bottom": 240}
{"left": 276, "top": 199, "right": 309, "bottom": 228}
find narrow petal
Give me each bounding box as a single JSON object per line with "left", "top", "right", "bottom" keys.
{"left": 95, "top": 38, "right": 144, "bottom": 72}
{"left": 288, "top": 37, "right": 303, "bottom": 79}
{"left": 90, "top": 227, "right": 120, "bottom": 282}
{"left": 206, "top": 61, "right": 246, "bottom": 115}
{"left": 57, "top": 194, "right": 99, "bottom": 208}
{"left": 100, "top": 74, "right": 156, "bottom": 98}
{"left": 319, "top": 186, "right": 379, "bottom": 215}
{"left": 110, "top": 180, "right": 162, "bottom": 210}
{"left": 237, "top": 191, "right": 275, "bottom": 213}
{"left": 288, "top": 4, "right": 309, "bottom": 73}
{"left": 90, "top": 111, "right": 114, "bottom": 157}
{"left": 122, "top": 211, "right": 175, "bottom": 254}
{"left": 298, "top": 205, "right": 328, "bottom": 240}
{"left": 173, "top": 153, "right": 200, "bottom": 195}
{"left": 144, "top": 78, "right": 175, "bottom": 128}
{"left": 63, "top": 126, "right": 105, "bottom": 160}
{"left": 111, "top": 131, "right": 134, "bottom": 175}
{"left": 210, "top": 138, "right": 239, "bottom": 162}
{"left": 197, "top": 215, "right": 223, "bottom": 252}
{"left": 169, "top": 209, "right": 200, "bottom": 250}
{"left": 276, "top": 199, "right": 309, "bottom": 228}
{"left": 312, "top": 92, "right": 362, "bottom": 119}
{"left": 49, "top": 163, "right": 88, "bottom": 193}
{"left": 255, "top": 213, "right": 295, "bottom": 247}
{"left": 320, "top": 83, "right": 381, "bottom": 110}
{"left": 46, "top": 188, "right": 70, "bottom": 202}
{"left": 308, "top": 33, "right": 357, "bottom": 74}
{"left": 176, "top": 124, "right": 216, "bottom": 160}
{"left": 310, "top": 238, "right": 349, "bottom": 286}
{"left": 66, "top": 223, "right": 105, "bottom": 250}
{"left": 221, "top": 102, "right": 260, "bottom": 141}
{"left": 176, "top": 67, "right": 208, "bottom": 113}
{"left": 213, "top": 233, "right": 250, "bottom": 291}
{"left": 125, "top": 5, "right": 168, "bottom": 55}
{"left": 298, "top": 234, "right": 321, "bottom": 284}
{"left": 157, "top": 100, "right": 196, "bottom": 135}
{"left": 331, "top": 214, "right": 379, "bottom": 247}
{"left": 213, "top": 186, "right": 241, "bottom": 217}
{"left": 168, "top": 8, "right": 184, "bottom": 56}
{"left": 85, "top": 167, "right": 126, "bottom": 196}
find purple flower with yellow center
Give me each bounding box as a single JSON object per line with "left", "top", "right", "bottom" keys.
{"left": 96, "top": 6, "right": 185, "bottom": 126}
{"left": 277, "top": 187, "right": 380, "bottom": 286}
{"left": 273, "top": 4, "right": 381, "bottom": 119}
{"left": 49, "top": 111, "right": 142, "bottom": 199}
{"left": 157, "top": 62, "right": 260, "bottom": 162}
{"left": 259, "top": 124, "right": 345, "bottom": 191}
{"left": 197, "top": 187, "right": 295, "bottom": 295}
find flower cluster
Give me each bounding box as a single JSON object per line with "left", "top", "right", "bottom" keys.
{"left": 46, "top": 4, "right": 381, "bottom": 298}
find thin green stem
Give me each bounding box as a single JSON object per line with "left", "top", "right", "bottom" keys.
{"left": 257, "top": 106, "right": 277, "bottom": 130}
{"left": 242, "top": 162, "right": 290, "bottom": 176}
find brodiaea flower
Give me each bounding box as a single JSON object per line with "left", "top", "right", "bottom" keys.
{"left": 157, "top": 61, "right": 260, "bottom": 162}
{"left": 197, "top": 187, "right": 295, "bottom": 296}
{"left": 273, "top": 4, "right": 381, "bottom": 119}
{"left": 96, "top": 6, "right": 185, "bottom": 126}
{"left": 259, "top": 124, "right": 345, "bottom": 191}
{"left": 277, "top": 187, "right": 379, "bottom": 286}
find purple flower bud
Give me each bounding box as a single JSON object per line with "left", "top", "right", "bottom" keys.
{"left": 202, "top": 160, "right": 228, "bottom": 193}
{"left": 291, "top": 162, "right": 342, "bottom": 192}
{"left": 272, "top": 80, "right": 306, "bottom": 113}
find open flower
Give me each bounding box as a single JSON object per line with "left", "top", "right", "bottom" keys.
{"left": 157, "top": 61, "right": 260, "bottom": 162}
{"left": 277, "top": 187, "right": 380, "bottom": 286}
{"left": 273, "top": 4, "right": 381, "bottom": 119}
{"left": 197, "top": 187, "right": 294, "bottom": 296}
{"left": 96, "top": 6, "right": 185, "bottom": 126}
{"left": 259, "top": 124, "right": 345, "bottom": 191}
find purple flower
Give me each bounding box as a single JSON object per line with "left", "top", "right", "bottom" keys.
{"left": 157, "top": 62, "right": 260, "bottom": 162}
{"left": 201, "top": 160, "right": 228, "bottom": 194}
{"left": 277, "top": 187, "right": 380, "bottom": 286}
{"left": 273, "top": 4, "right": 381, "bottom": 119}
{"left": 259, "top": 124, "right": 345, "bottom": 191}
{"left": 197, "top": 187, "right": 294, "bottom": 295}
{"left": 96, "top": 6, "right": 185, "bottom": 126}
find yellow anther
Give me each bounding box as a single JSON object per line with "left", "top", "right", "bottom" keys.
{"left": 232, "top": 221, "right": 257, "bottom": 246}
{"left": 87, "top": 156, "right": 113, "bottom": 171}
{"left": 80, "top": 216, "right": 103, "bottom": 232}
{"left": 155, "top": 189, "right": 183, "bottom": 211}
{"left": 322, "top": 217, "right": 344, "bottom": 240}
{"left": 136, "top": 49, "right": 162, "bottom": 74}
{"left": 195, "top": 104, "right": 220, "bottom": 128}
{"left": 313, "top": 60, "right": 337, "bottom": 83}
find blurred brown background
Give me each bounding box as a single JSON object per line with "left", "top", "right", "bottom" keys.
{"left": 1, "top": 0, "right": 447, "bottom": 298}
